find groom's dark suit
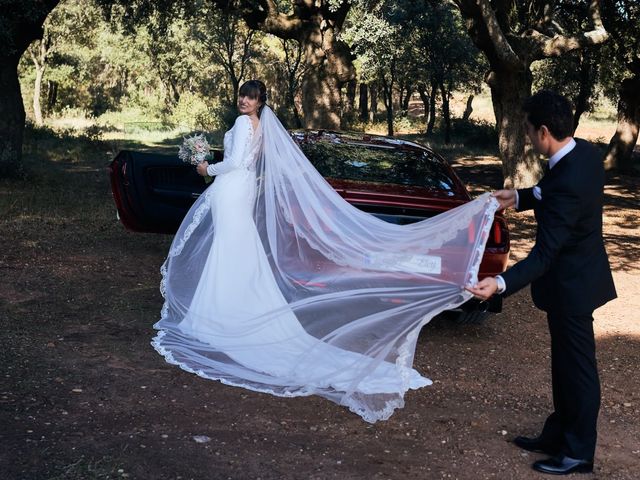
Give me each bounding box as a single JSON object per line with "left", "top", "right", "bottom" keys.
{"left": 501, "top": 138, "right": 616, "bottom": 460}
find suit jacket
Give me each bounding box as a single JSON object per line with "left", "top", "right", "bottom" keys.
{"left": 502, "top": 138, "right": 616, "bottom": 314}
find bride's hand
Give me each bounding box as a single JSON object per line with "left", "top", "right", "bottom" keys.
{"left": 196, "top": 161, "right": 209, "bottom": 176}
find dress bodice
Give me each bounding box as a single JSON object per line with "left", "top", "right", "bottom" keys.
{"left": 208, "top": 115, "right": 260, "bottom": 175}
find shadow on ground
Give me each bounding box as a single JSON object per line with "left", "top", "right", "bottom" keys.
{"left": 1, "top": 128, "right": 639, "bottom": 479}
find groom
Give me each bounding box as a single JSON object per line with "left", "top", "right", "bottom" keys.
{"left": 468, "top": 90, "right": 616, "bottom": 475}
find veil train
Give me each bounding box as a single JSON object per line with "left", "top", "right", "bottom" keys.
{"left": 152, "top": 106, "right": 499, "bottom": 422}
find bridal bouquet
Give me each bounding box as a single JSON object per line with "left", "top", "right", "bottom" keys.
{"left": 178, "top": 133, "right": 213, "bottom": 183}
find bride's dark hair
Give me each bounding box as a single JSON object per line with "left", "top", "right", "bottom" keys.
{"left": 239, "top": 80, "right": 268, "bottom": 117}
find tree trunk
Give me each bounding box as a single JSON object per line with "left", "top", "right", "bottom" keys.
{"left": 381, "top": 75, "right": 394, "bottom": 137}
{"left": 289, "top": 93, "right": 303, "bottom": 128}
{"left": 168, "top": 79, "right": 181, "bottom": 106}
{"left": 47, "top": 80, "right": 58, "bottom": 111}
{"left": 280, "top": 38, "right": 304, "bottom": 129}
{"left": 385, "top": 104, "right": 394, "bottom": 136}
{"left": 299, "top": 25, "right": 354, "bottom": 130}
{"left": 301, "top": 69, "right": 341, "bottom": 129}
{"left": 359, "top": 83, "right": 369, "bottom": 122}
{"left": 417, "top": 84, "right": 429, "bottom": 132}
{"left": 231, "top": 76, "right": 240, "bottom": 109}
{"left": 427, "top": 80, "right": 437, "bottom": 135}
{"left": 393, "top": 85, "right": 401, "bottom": 117}
{"left": 33, "top": 64, "right": 45, "bottom": 126}
{"left": 604, "top": 76, "right": 640, "bottom": 172}
{"left": 487, "top": 69, "right": 541, "bottom": 188}
{"left": 369, "top": 83, "right": 378, "bottom": 122}
{"left": 401, "top": 84, "right": 412, "bottom": 116}
{"left": 440, "top": 82, "right": 451, "bottom": 144}
{"left": 30, "top": 30, "right": 50, "bottom": 126}
{"left": 398, "top": 85, "right": 405, "bottom": 116}
{"left": 573, "top": 54, "right": 595, "bottom": 132}
{"left": 228, "top": 0, "right": 354, "bottom": 129}
{"left": 345, "top": 79, "right": 356, "bottom": 113}
{"left": 0, "top": 56, "right": 25, "bottom": 178}
{"left": 287, "top": 81, "right": 303, "bottom": 129}
{"left": 462, "top": 94, "right": 474, "bottom": 121}
{"left": 453, "top": 0, "right": 609, "bottom": 188}
{"left": 0, "top": 0, "right": 60, "bottom": 176}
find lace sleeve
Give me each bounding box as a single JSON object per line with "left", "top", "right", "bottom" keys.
{"left": 207, "top": 115, "right": 253, "bottom": 176}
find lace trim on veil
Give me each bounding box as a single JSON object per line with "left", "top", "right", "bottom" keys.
{"left": 151, "top": 104, "right": 500, "bottom": 423}
{"left": 168, "top": 194, "right": 212, "bottom": 258}
{"left": 152, "top": 195, "right": 499, "bottom": 423}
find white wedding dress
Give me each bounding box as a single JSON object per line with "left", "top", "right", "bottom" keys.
{"left": 153, "top": 106, "right": 499, "bottom": 422}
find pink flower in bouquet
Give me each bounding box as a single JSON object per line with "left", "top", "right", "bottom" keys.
{"left": 178, "top": 133, "right": 211, "bottom": 165}
{"left": 178, "top": 133, "right": 213, "bottom": 183}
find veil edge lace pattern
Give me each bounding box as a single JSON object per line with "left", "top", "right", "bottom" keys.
{"left": 151, "top": 106, "right": 499, "bottom": 422}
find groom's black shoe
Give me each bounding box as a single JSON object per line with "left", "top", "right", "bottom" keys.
{"left": 532, "top": 455, "right": 594, "bottom": 475}
{"left": 513, "top": 435, "right": 559, "bottom": 456}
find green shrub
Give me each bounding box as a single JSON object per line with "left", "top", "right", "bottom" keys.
{"left": 451, "top": 118, "right": 498, "bottom": 148}
{"left": 169, "top": 92, "right": 230, "bottom": 131}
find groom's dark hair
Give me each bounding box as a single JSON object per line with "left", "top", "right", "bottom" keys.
{"left": 523, "top": 90, "right": 574, "bottom": 140}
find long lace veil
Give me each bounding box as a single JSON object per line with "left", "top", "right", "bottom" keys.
{"left": 153, "top": 105, "right": 499, "bottom": 422}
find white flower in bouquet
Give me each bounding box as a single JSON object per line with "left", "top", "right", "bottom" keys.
{"left": 178, "top": 133, "right": 213, "bottom": 183}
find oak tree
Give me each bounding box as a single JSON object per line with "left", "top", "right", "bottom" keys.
{"left": 601, "top": 0, "right": 640, "bottom": 171}
{"left": 452, "top": 0, "right": 609, "bottom": 187}
{"left": 0, "top": 0, "right": 61, "bottom": 177}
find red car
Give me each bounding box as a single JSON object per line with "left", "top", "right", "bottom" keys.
{"left": 109, "top": 130, "right": 509, "bottom": 322}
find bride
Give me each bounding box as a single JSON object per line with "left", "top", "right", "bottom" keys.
{"left": 152, "top": 79, "right": 498, "bottom": 422}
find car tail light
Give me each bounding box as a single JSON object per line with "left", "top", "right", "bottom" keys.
{"left": 486, "top": 217, "right": 509, "bottom": 250}
{"left": 492, "top": 221, "right": 501, "bottom": 244}
{"left": 467, "top": 222, "right": 475, "bottom": 244}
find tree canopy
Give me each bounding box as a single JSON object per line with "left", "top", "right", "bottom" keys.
{"left": 1, "top": 0, "right": 638, "bottom": 180}
{"left": 452, "top": 0, "right": 610, "bottom": 187}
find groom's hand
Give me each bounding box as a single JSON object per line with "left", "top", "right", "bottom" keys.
{"left": 466, "top": 277, "right": 499, "bottom": 301}
{"left": 492, "top": 189, "right": 517, "bottom": 211}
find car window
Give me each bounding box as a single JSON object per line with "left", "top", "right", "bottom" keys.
{"left": 298, "top": 140, "right": 457, "bottom": 191}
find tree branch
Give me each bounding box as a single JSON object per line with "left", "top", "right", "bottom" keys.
{"left": 235, "top": 0, "right": 303, "bottom": 39}
{"left": 588, "top": 0, "right": 605, "bottom": 30}
{"left": 474, "top": 0, "right": 521, "bottom": 68}
{"left": 526, "top": 0, "right": 608, "bottom": 59}
{"left": 530, "top": 1, "right": 556, "bottom": 34}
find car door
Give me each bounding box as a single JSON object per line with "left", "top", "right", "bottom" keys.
{"left": 109, "top": 149, "right": 222, "bottom": 233}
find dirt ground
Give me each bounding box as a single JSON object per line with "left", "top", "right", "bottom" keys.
{"left": 1, "top": 154, "right": 639, "bottom": 480}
